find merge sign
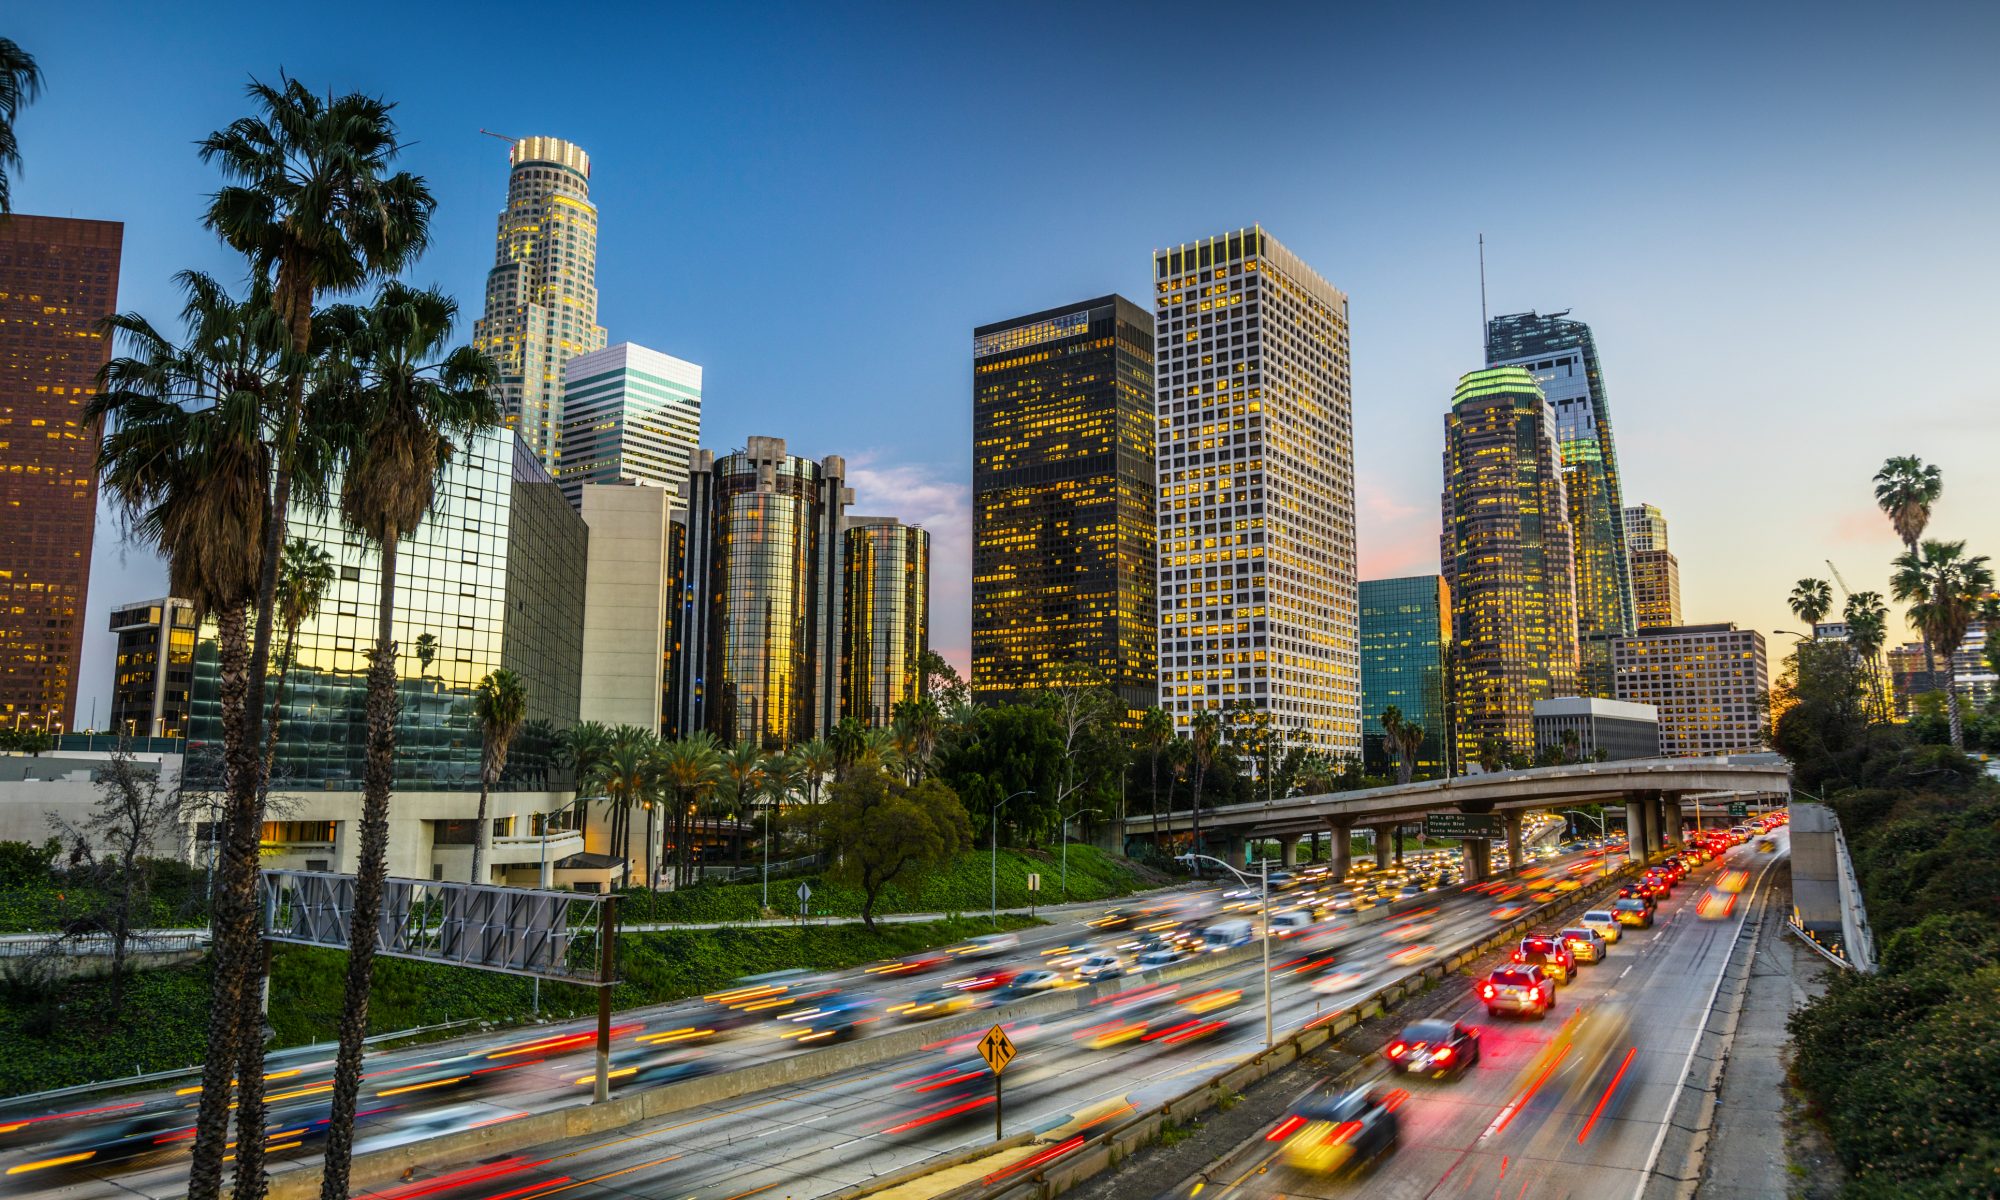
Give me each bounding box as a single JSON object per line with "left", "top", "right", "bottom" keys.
{"left": 978, "top": 1024, "right": 1016, "bottom": 1075}
{"left": 1424, "top": 812, "right": 1504, "bottom": 840}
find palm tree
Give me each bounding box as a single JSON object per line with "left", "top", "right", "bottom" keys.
{"left": 592, "top": 738, "right": 658, "bottom": 886}
{"left": 265, "top": 536, "right": 335, "bottom": 769}
{"left": 1476, "top": 735, "right": 1507, "bottom": 774}
{"left": 87, "top": 273, "right": 283, "bottom": 1199}
{"left": 1843, "top": 591, "right": 1891, "bottom": 722}
{"left": 1138, "top": 707, "right": 1173, "bottom": 815}
{"left": 560, "top": 721, "right": 613, "bottom": 844}
{"left": 794, "top": 738, "right": 836, "bottom": 809}
{"left": 412, "top": 632, "right": 439, "bottom": 682}
{"left": 828, "top": 716, "right": 867, "bottom": 772}
{"left": 1788, "top": 578, "right": 1833, "bottom": 634}
{"left": 1891, "top": 540, "right": 1995, "bottom": 749}
{"left": 1187, "top": 710, "right": 1219, "bottom": 875}
{"left": 861, "top": 726, "right": 907, "bottom": 779}
{"left": 469, "top": 669, "right": 528, "bottom": 883}
{"left": 0, "top": 38, "right": 42, "bottom": 214}
{"left": 1380, "top": 705, "right": 1423, "bottom": 786}
{"left": 1875, "top": 456, "right": 1945, "bottom": 684}
{"left": 657, "top": 734, "right": 722, "bottom": 885}
{"left": 314, "top": 283, "right": 495, "bottom": 1200}
{"left": 892, "top": 697, "right": 942, "bottom": 781}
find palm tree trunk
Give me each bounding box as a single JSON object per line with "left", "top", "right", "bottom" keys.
{"left": 470, "top": 769, "right": 491, "bottom": 884}
{"left": 318, "top": 538, "right": 402, "bottom": 1200}
{"left": 185, "top": 601, "right": 258, "bottom": 1200}
{"left": 1191, "top": 769, "right": 1205, "bottom": 877}
{"left": 263, "top": 625, "right": 299, "bottom": 780}
{"left": 1946, "top": 686, "right": 1965, "bottom": 750}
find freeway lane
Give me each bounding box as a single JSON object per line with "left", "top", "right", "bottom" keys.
{"left": 1188, "top": 829, "right": 1787, "bottom": 1200}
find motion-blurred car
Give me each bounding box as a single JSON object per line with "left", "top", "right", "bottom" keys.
{"left": 869, "top": 1056, "right": 994, "bottom": 1136}
{"left": 773, "top": 994, "right": 875, "bottom": 1044}
{"left": 1075, "top": 953, "right": 1125, "bottom": 982}
{"left": 954, "top": 932, "right": 1021, "bottom": 959}
{"left": 1269, "top": 1085, "right": 1401, "bottom": 1175}
{"left": 1695, "top": 888, "right": 1740, "bottom": 920}
{"left": 1383, "top": 1019, "right": 1479, "bottom": 1079}
{"left": 1557, "top": 926, "right": 1607, "bottom": 963}
{"left": 1611, "top": 897, "right": 1654, "bottom": 929}
{"left": 1756, "top": 837, "right": 1776, "bottom": 853}
{"left": 894, "top": 987, "right": 981, "bottom": 1021}
{"left": 571, "top": 1048, "right": 716, "bottom": 1089}
{"left": 999, "top": 969, "right": 1076, "bottom": 998}
{"left": 1481, "top": 965, "right": 1556, "bottom": 1017}
{"left": 1136, "top": 947, "right": 1186, "bottom": 971}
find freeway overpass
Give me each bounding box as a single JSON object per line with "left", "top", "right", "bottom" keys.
{"left": 1119, "top": 754, "right": 1791, "bottom": 880}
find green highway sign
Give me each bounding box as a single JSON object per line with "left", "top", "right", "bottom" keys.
{"left": 1728, "top": 802, "right": 1749, "bottom": 818}
{"left": 1424, "top": 812, "right": 1504, "bottom": 839}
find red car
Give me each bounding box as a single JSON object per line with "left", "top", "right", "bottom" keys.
{"left": 1482, "top": 965, "right": 1555, "bottom": 1018}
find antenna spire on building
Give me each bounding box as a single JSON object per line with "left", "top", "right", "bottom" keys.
{"left": 1478, "top": 233, "right": 1488, "bottom": 356}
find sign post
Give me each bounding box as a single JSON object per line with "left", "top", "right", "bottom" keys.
{"left": 796, "top": 880, "right": 812, "bottom": 926}
{"left": 978, "top": 1023, "right": 1016, "bottom": 1140}
{"left": 1025, "top": 873, "right": 1040, "bottom": 918}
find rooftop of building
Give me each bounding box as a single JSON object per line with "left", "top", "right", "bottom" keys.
{"left": 1533, "top": 696, "right": 1660, "bottom": 722}
{"left": 972, "top": 293, "right": 1149, "bottom": 338}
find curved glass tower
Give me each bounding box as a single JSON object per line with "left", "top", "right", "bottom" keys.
{"left": 843, "top": 518, "right": 931, "bottom": 727}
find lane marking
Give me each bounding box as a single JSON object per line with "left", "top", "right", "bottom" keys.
{"left": 1618, "top": 965, "right": 1633, "bottom": 979}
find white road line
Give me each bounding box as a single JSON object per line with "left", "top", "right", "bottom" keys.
{"left": 1628, "top": 842, "right": 1785, "bottom": 1200}
{"left": 1619, "top": 965, "right": 1632, "bottom": 979}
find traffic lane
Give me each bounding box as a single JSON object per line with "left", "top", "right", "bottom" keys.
{"left": 1224, "top": 841, "right": 1776, "bottom": 1199}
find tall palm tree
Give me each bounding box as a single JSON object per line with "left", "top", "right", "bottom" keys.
{"left": 591, "top": 738, "right": 657, "bottom": 888}
{"left": 1875, "top": 456, "right": 1945, "bottom": 683}
{"left": 1843, "top": 590, "right": 1891, "bottom": 723}
{"left": 892, "top": 697, "right": 942, "bottom": 782}
{"left": 828, "top": 716, "right": 867, "bottom": 772}
{"left": 266, "top": 536, "right": 335, "bottom": 768}
{"left": 560, "top": 721, "right": 613, "bottom": 844}
{"left": 720, "top": 742, "right": 768, "bottom": 868}
{"left": 1891, "top": 540, "right": 1995, "bottom": 749}
{"left": 1788, "top": 578, "right": 1833, "bottom": 634}
{"left": 314, "top": 283, "right": 495, "bottom": 1200}
{"left": 657, "top": 734, "right": 722, "bottom": 885}
{"left": 0, "top": 38, "right": 42, "bottom": 214}
{"left": 794, "top": 738, "right": 836, "bottom": 809}
{"left": 1138, "top": 707, "right": 1173, "bottom": 815}
{"left": 190, "top": 80, "right": 432, "bottom": 1200}
{"left": 87, "top": 273, "right": 283, "bottom": 1197}
{"left": 861, "top": 726, "right": 907, "bottom": 779}
{"left": 469, "top": 669, "right": 528, "bottom": 883}
{"left": 1187, "top": 710, "right": 1219, "bottom": 876}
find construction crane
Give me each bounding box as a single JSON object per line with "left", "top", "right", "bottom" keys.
{"left": 478, "top": 128, "right": 518, "bottom": 145}
{"left": 1825, "top": 560, "right": 1853, "bottom": 600}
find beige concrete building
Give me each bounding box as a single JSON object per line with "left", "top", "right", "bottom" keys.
{"left": 579, "top": 483, "right": 677, "bottom": 734}
{"left": 1612, "top": 623, "right": 1770, "bottom": 756}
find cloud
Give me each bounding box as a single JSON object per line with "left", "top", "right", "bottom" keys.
{"left": 1356, "top": 472, "right": 1441, "bottom": 580}
{"left": 845, "top": 452, "right": 973, "bottom": 675}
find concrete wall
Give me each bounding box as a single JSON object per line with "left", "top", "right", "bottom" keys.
{"left": 1788, "top": 802, "right": 1841, "bottom": 935}
{"left": 579, "top": 483, "right": 672, "bottom": 735}
{"left": 245, "top": 788, "right": 580, "bottom": 884}
{"left": 0, "top": 754, "right": 184, "bottom": 854}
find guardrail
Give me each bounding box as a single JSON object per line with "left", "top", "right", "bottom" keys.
{"left": 1829, "top": 820, "right": 1876, "bottom": 972}
{"left": 1785, "top": 917, "right": 1858, "bottom": 971}
{"left": 862, "top": 862, "right": 1651, "bottom": 1200}
{"left": 0, "top": 930, "right": 210, "bottom": 959}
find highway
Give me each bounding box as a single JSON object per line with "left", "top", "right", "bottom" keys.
{"left": 1180, "top": 827, "right": 1787, "bottom": 1200}
{"left": 0, "top": 822, "right": 1585, "bottom": 1200}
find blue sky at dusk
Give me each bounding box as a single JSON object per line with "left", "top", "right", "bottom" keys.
{"left": 9, "top": 2, "right": 1998, "bottom": 725}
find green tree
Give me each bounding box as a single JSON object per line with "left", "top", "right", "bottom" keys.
{"left": 1875, "top": 455, "right": 1946, "bottom": 685}
{"left": 88, "top": 272, "right": 286, "bottom": 1199}
{"left": 1476, "top": 735, "right": 1507, "bottom": 774}
{"left": 1137, "top": 706, "right": 1174, "bottom": 815}
{"left": 719, "top": 741, "right": 768, "bottom": 867}
{"left": 315, "top": 282, "right": 494, "bottom": 1199}
{"left": 1187, "top": 710, "right": 1220, "bottom": 872}
{"left": 46, "top": 749, "right": 183, "bottom": 1009}
{"left": 891, "top": 696, "right": 942, "bottom": 782}
{"left": 592, "top": 736, "right": 658, "bottom": 885}
{"left": 656, "top": 733, "right": 721, "bottom": 886}
{"left": 828, "top": 716, "right": 867, "bottom": 772}
{"left": 1380, "top": 705, "right": 1423, "bottom": 786}
{"left": 1789, "top": 577, "right": 1833, "bottom": 633}
{"left": 0, "top": 38, "right": 41, "bottom": 213}
{"left": 819, "top": 765, "right": 972, "bottom": 929}
{"left": 932, "top": 703, "right": 1063, "bottom": 844}
{"left": 1843, "top": 590, "right": 1891, "bottom": 723}
{"left": 559, "top": 721, "right": 612, "bottom": 842}
{"left": 918, "top": 649, "right": 969, "bottom": 710}
{"left": 1892, "top": 540, "right": 1995, "bottom": 750}
{"left": 266, "top": 536, "right": 335, "bottom": 763}
{"left": 469, "top": 669, "right": 528, "bottom": 883}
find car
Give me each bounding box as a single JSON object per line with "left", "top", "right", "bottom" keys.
{"left": 1137, "top": 947, "right": 1186, "bottom": 970}
{"left": 895, "top": 987, "right": 980, "bottom": 1021}
{"left": 1578, "top": 909, "right": 1624, "bottom": 943}
{"left": 1695, "top": 888, "right": 1740, "bottom": 920}
{"left": 1093, "top": 908, "right": 1135, "bottom": 930}
{"left": 1617, "top": 884, "right": 1659, "bottom": 910}
{"left": 1383, "top": 1018, "right": 1480, "bottom": 1079}
{"left": 955, "top": 932, "right": 1021, "bottom": 959}
{"left": 1203, "top": 919, "right": 1254, "bottom": 951}
{"left": 1396, "top": 883, "right": 1425, "bottom": 900}
{"left": 1076, "top": 953, "right": 1125, "bottom": 982}
{"left": 1000, "top": 969, "right": 1075, "bottom": 998}
{"left": 1512, "top": 935, "right": 1576, "bottom": 983}
{"left": 953, "top": 966, "right": 1018, "bottom": 992}
{"left": 773, "top": 994, "right": 875, "bottom": 1043}
{"left": 1269, "top": 908, "right": 1316, "bottom": 936}
{"left": 1756, "top": 837, "right": 1777, "bottom": 853}
{"left": 1558, "top": 926, "right": 1607, "bottom": 964}
{"left": 1270, "top": 1085, "right": 1401, "bottom": 1175}
{"left": 1483, "top": 965, "right": 1555, "bottom": 1017}
{"left": 1611, "top": 897, "right": 1654, "bottom": 929}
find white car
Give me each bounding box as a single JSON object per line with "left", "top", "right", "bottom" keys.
{"left": 1076, "top": 953, "right": 1125, "bottom": 982}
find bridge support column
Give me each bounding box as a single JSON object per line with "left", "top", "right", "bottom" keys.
{"left": 1462, "top": 838, "right": 1492, "bottom": 882}
{"left": 1373, "top": 827, "right": 1393, "bottom": 870}
{"left": 1327, "top": 819, "right": 1352, "bottom": 881}
{"left": 1626, "top": 798, "right": 1650, "bottom": 862}
{"left": 1278, "top": 835, "right": 1299, "bottom": 868}
{"left": 1660, "top": 795, "right": 1682, "bottom": 850}
{"left": 1393, "top": 824, "right": 1405, "bottom": 865}
{"left": 1504, "top": 811, "right": 1524, "bottom": 876}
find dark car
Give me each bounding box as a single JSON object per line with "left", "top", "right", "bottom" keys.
{"left": 1272, "top": 1084, "right": 1401, "bottom": 1175}
{"left": 1612, "top": 896, "right": 1655, "bottom": 929}
{"left": 1383, "top": 1018, "right": 1479, "bottom": 1079}
{"left": 1617, "top": 884, "right": 1660, "bottom": 910}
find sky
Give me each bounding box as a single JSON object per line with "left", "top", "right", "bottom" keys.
{"left": 10, "top": 1, "right": 1999, "bottom": 729}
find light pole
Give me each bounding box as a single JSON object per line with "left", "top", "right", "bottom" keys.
{"left": 991, "top": 790, "right": 1034, "bottom": 925}
{"left": 1060, "top": 805, "right": 1098, "bottom": 901}
{"left": 1559, "top": 807, "right": 1611, "bottom": 879}
{"left": 1177, "top": 851, "right": 1273, "bottom": 1048}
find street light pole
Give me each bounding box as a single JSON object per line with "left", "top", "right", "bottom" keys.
{"left": 1177, "top": 851, "right": 1273, "bottom": 1049}
{"left": 992, "top": 789, "right": 1034, "bottom": 925}
{"left": 1060, "top": 805, "right": 1098, "bottom": 902}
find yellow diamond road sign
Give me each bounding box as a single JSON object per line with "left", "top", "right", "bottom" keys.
{"left": 978, "top": 1024, "right": 1016, "bottom": 1075}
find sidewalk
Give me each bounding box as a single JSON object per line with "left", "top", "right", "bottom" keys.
{"left": 1695, "top": 881, "right": 1846, "bottom": 1200}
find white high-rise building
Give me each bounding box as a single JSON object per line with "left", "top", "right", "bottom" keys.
{"left": 472, "top": 136, "right": 608, "bottom": 475}
{"left": 1152, "top": 226, "right": 1359, "bottom": 754}
{"left": 557, "top": 343, "right": 703, "bottom": 510}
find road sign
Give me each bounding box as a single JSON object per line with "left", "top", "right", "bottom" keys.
{"left": 1424, "top": 812, "right": 1503, "bottom": 839}
{"left": 796, "top": 881, "right": 812, "bottom": 903}
{"left": 1025, "top": 873, "right": 1040, "bottom": 892}
{"left": 1728, "top": 802, "right": 1748, "bottom": 818}
{"left": 978, "top": 1024, "right": 1016, "bottom": 1075}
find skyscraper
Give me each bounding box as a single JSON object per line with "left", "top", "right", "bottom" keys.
{"left": 473, "top": 137, "right": 607, "bottom": 476}
{"left": 108, "top": 597, "right": 196, "bottom": 740}
{"left": 1486, "top": 312, "right": 1635, "bottom": 697}
{"left": 557, "top": 342, "right": 702, "bottom": 510}
{"left": 1359, "top": 576, "right": 1451, "bottom": 777}
{"left": 673, "top": 438, "right": 850, "bottom": 749}
{"left": 1622, "top": 503, "right": 1683, "bottom": 628}
{"left": 1441, "top": 366, "right": 1579, "bottom": 767}
{"left": 971, "top": 295, "right": 1155, "bottom": 715}
{"left": 1611, "top": 623, "right": 1769, "bottom": 756}
{"left": 0, "top": 215, "right": 122, "bottom": 732}
{"left": 843, "top": 516, "right": 930, "bottom": 727}
{"left": 1153, "top": 227, "right": 1358, "bottom": 753}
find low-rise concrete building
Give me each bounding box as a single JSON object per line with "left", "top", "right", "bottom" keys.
{"left": 1532, "top": 696, "right": 1660, "bottom": 761}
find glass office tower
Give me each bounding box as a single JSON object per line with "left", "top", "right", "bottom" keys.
{"left": 108, "top": 597, "right": 197, "bottom": 739}
{"left": 1153, "top": 227, "right": 1359, "bottom": 754}
{"left": 843, "top": 517, "right": 930, "bottom": 727}
{"left": 1486, "top": 312, "right": 1635, "bottom": 698}
{"left": 673, "top": 438, "right": 850, "bottom": 749}
{"left": 186, "top": 430, "right": 587, "bottom": 789}
{"left": 971, "top": 295, "right": 1156, "bottom": 716}
{"left": 1441, "top": 367, "right": 1580, "bottom": 767}
{"left": 1359, "top": 576, "right": 1451, "bottom": 777}
{"left": 556, "top": 342, "right": 703, "bottom": 511}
